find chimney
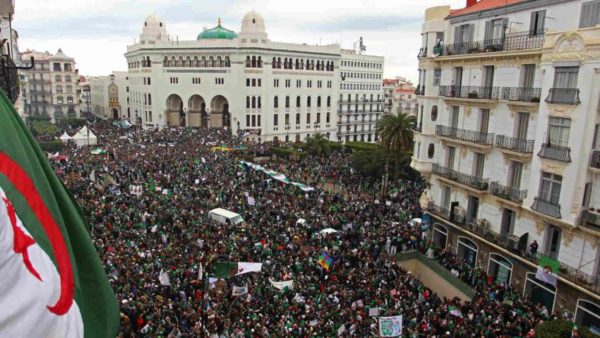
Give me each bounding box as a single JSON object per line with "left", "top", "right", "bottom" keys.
{"left": 466, "top": 0, "right": 477, "bottom": 7}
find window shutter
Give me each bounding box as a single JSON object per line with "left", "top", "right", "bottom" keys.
{"left": 468, "top": 24, "right": 475, "bottom": 42}
{"left": 454, "top": 25, "right": 461, "bottom": 43}
{"left": 580, "top": 2, "right": 593, "bottom": 27}
{"left": 529, "top": 12, "right": 536, "bottom": 34}
{"left": 484, "top": 20, "right": 493, "bottom": 41}
{"left": 502, "top": 18, "right": 508, "bottom": 39}
{"left": 538, "top": 10, "right": 546, "bottom": 33}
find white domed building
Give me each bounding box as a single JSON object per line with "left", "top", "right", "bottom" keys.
{"left": 118, "top": 12, "right": 385, "bottom": 142}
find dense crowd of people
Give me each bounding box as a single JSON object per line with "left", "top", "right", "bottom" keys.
{"left": 50, "top": 120, "right": 560, "bottom": 337}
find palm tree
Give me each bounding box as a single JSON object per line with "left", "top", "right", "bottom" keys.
{"left": 305, "top": 133, "right": 331, "bottom": 157}
{"left": 376, "top": 112, "right": 416, "bottom": 152}
{"left": 376, "top": 112, "right": 417, "bottom": 188}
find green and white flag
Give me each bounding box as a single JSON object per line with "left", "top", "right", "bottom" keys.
{"left": 0, "top": 91, "right": 119, "bottom": 337}
{"left": 211, "top": 261, "right": 262, "bottom": 278}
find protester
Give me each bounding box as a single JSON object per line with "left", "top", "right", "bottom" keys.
{"left": 50, "top": 117, "right": 557, "bottom": 337}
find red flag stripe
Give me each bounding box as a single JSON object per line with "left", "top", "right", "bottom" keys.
{"left": 0, "top": 151, "right": 74, "bottom": 315}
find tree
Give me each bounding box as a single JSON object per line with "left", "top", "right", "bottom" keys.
{"left": 375, "top": 113, "right": 416, "bottom": 185}
{"left": 536, "top": 320, "right": 594, "bottom": 338}
{"left": 305, "top": 133, "right": 331, "bottom": 157}
{"left": 376, "top": 112, "right": 416, "bottom": 153}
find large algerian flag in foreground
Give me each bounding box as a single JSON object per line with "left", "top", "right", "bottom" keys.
{"left": 0, "top": 91, "right": 119, "bottom": 337}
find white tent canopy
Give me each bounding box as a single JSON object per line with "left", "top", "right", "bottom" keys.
{"left": 72, "top": 126, "right": 98, "bottom": 147}
{"left": 59, "top": 132, "right": 72, "bottom": 142}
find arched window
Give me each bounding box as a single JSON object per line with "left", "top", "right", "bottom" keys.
{"left": 257, "top": 56, "right": 262, "bottom": 68}
{"left": 317, "top": 96, "right": 322, "bottom": 107}
{"left": 575, "top": 299, "right": 600, "bottom": 330}
{"left": 56, "top": 85, "right": 63, "bottom": 93}
{"left": 201, "top": 56, "right": 206, "bottom": 67}
{"left": 217, "top": 56, "right": 223, "bottom": 67}
{"left": 170, "top": 56, "right": 176, "bottom": 67}
{"left": 277, "top": 57, "right": 281, "bottom": 68}
{"left": 524, "top": 272, "right": 556, "bottom": 313}
{"left": 296, "top": 96, "right": 301, "bottom": 107}
{"left": 272, "top": 57, "right": 277, "bottom": 69}
{"left": 433, "top": 223, "right": 448, "bottom": 249}
{"left": 295, "top": 59, "right": 300, "bottom": 70}
{"left": 246, "top": 96, "right": 250, "bottom": 109}
{"left": 428, "top": 144, "right": 435, "bottom": 159}
{"left": 177, "top": 56, "right": 183, "bottom": 67}
{"left": 146, "top": 56, "right": 151, "bottom": 67}
{"left": 258, "top": 97, "right": 262, "bottom": 109}
{"left": 55, "top": 75, "right": 62, "bottom": 82}
{"left": 431, "top": 105, "right": 438, "bottom": 121}
{"left": 209, "top": 56, "right": 215, "bottom": 67}
{"left": 327, "top": 96, "right": 331, "bottom": 107}
{"left": 283, "top": 58, "right": 288, "bottom": 69}
{"left": 224, "top": 56, "right": 230, "bottom": 67}
{"left": 457, "top": 237, "right": 478, "bottom": 268}
{"left": 246, "top": 56, "right": 251, "bottom": 67}
{"left": 307, "top": 96, "right": 311, "bottom": 107}
{"left": 185, "top": 56, "right": 191, "bottom": 67}
{"left": 488, "top": 253, "right": 513, "bottom": 285}
{"left": 274, "top": 96, "right": 279, "bottom": 108}
{"left": 252, "top": 56, "right": 257, "bottom": 68}
{"left": 163, "top": 56, "right": 169, "bottom": 66}
{"left": 300, "top": 59, "right": 304, "bottom": 70}
{"left": 252, "top": 96, "right": 256, "bottom": 108}
{"left": 285, "top": 96, "right": 290, "bottom": 108}
{"left": 193, "top": 56, "right": 199, "bottom": 67}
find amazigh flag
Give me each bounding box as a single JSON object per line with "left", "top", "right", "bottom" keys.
{"left": 535, "top": 255, "right": 560, "bottom": 287}
{"left": 318, "top": 252, "right": 334, "bottom": 271}
{"left": 0, "top": 91, "right": 118, "bottom": 336}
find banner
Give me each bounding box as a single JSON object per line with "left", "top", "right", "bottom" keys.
{"left": 269, "top": 278, "right": 293, "bottom": 291}
{"left": 232, "top": 285, "right": 248, "bottom": 296}
{"left": 368, "top": 307, "right": 380, "bottom": 317}
{"left": 247, "top": 196, "right": 256, "bottom": 206}
{"left": 129, "top": 185, "right": 142, "bottom": 196}
{"left": 158, "top": 269, "right": 171, "bottom": 286}
{"left": 379, "top": 315, "right": 402, "bottom": 337}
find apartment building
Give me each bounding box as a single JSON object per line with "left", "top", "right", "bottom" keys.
{"left": 19, "top": 49, "right": 79, "bottom": 120}
{"left": 412, "top": 0, "right": 600, "bottom": 329}
{"left": 383, "top": 77, "right": 418, "bottom": 117}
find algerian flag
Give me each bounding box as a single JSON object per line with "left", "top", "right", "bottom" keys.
{"left": 535, "top": 256, "right": 559, "bottom": 287}
{"left": 211, "top": 261, "right": 262, "bottom": 278}
{"left": 232, "top": 285, "right": 248, "bottom": 296}
{"left": 449, "top": 306, "right": 462, "bottom": 317}
{"left": 0, "top": 91, "right": 118, "bottom": 337}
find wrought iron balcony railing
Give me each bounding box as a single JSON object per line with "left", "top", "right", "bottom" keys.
{"left": 538, "top": 143, "right": 572, "bottom": 162}
{"left": 501, "top": 87, "right": 542, "bottom": 102}
{"left": 490, "top": 181, "right": 527, "bottom": 203}
{"left": 545, "top": 88, "right": 581, "bottom": 105}
{"left": 495, "top": 135, "right": 534, "bottom": 153}
{"left": 439, "top": 85, "right": 499, "bottom": 100}
{"left": 432, "top": 163, "right": 489, "bottom": 190}
{"left": 415, "top": 85, "right": 424, "bottom": 96}
{"left": 531, "top": 197, "right": 561, "bottom": 218}
{"left": 0, "top": 55, "right": 20, "bottom": 103}
{"left": 581, "top": 209, "right": 600, "bottom": 232}
{"left": 438, "top": 31, "right": 544, "bottom": 56}
{"left": 590, "top": 150, "right": 600, "bottom": 169}
{"left": 436, "top": 125, "right": 494, "bottom": 145}
{"left": 418, "top": 47, "right": 428, "bottom": 58}
{"left": 427, "top": 201, "right": 465, "bottom": 224}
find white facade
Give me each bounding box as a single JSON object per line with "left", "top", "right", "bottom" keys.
{"left": 336, "top": 49, "right": 384, "bottom": 143}
{"left": 19, "top": 49, "right": 79, "bottom": 120}
{"left": 89, "top": 72, "right": 128, "bottom": 120}
{"left": 77, "top": 77, "right": 91, "bottom": 115}
{"left": 413, "top": 0, "right": 600, "bottom": 316}
{"left": 101, "top": 12, "right": 385, "bottom": 142}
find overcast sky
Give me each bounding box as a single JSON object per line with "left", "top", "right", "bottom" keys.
{"left": 14, "top": 0, "right": 465, "bottom": 83}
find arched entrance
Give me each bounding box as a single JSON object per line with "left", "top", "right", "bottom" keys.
{"left": 166, "top": 94, "right": 183, "bottom": 127}
{"left": 210, "top": 95, "right": 229, "bottom": 129}
{"left": 112, "top": 108, "right": 119, "bottom": 120}
{"left": 188, "top": 95, "right": 206, "bottom": 128}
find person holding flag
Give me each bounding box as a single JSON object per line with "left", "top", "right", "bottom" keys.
{"left": 0, "top": 91, "right": 119, "bottom": 337}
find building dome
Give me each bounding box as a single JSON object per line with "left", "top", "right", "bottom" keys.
{"left": 197, "top": 19, "right": 238, "bottom": 40}
{"left": 240, "top": 10, "right": 268, "bottom": 41}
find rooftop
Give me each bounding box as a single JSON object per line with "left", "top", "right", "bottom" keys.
{"left": 448, "top": 0, "right": 524, "bottom": 17}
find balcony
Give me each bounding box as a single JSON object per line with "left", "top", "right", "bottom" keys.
{"left": 432, "top": 163, "right": 489, "bottom": 190}
{"left": 495, "top": 135, "right": 534, "bottom": 154}
{"left": 538, "top": 143, "right": 571, "bottom": 162}
{"left": 545, "top": 88, "right": 581, "bottom": 105}
{"left": 531, "top": 197, "right": 561, "bottom": 218}
{"left": 427, "top": 201, "right": 465, "bottom": 224}
{"left": 418, "top": 47, "right": 428, "bottom": 58}
{"left": 439, "top": 85, "right": 499, "bottom": 100}
{"left": 501, "top": 87, "right": 541, "bottom": 102}
{"left": 590, "top": 150, "right": 600, "bottom": 169}
{"left": 438, "top": 31, "right": 545, "bottom": 57}
{"left": 436, "top": 125, "right": 493, "bottom": 145}
{"left": 415, "top": 85, "right": 424, "bottom": 96}
{"left": 581, "top": 209, "right": 600, "bottom": 232}
{"left": 0, "top": 55, "right": 19, "bottom": 103}
{"left": 489, "top": 182, "right": 527, "bottom": 204}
